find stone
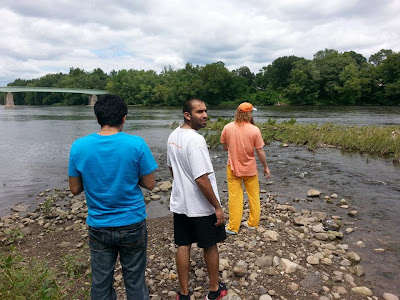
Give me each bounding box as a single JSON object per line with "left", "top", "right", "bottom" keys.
{"left": 348, "top": 210, "right": 358, "bottom": 216}
{"left": 195, "top": 269, "right": 206, "bottom": 277}
{"left": 306, "top": 255, "right": 320, "bottom": 265}
{"left": 255, "top": 256, "right": 273, "bottom": 268}
{"left": 383, "top": 293, "right": 399, "bottom": 300}
{"left": 280, "top": 258, "right": 299, "bottom": 273}
{"left": 312, "top": 223, "right": 325, "bottom": 233}
{"left": 300, "top": 272, "right": 323, "bottom": 293}
{"left": 157, "top": 181, "right": 172, "bottom": 191}
{"left": 347, "top": 251, "right": 361, "bottom": 262}
{"left": 311, "top": 211, "right": 327, "bottom": 221}
{"left": 57, "top": 241, "right": 71, "bottom": 248}
{"left": 289, "top": 282, "right": 299, "bottom": 292}
{"left": 233, "top": 260, "right": 248, "bottom": 277}
{"left": 353, "top": 265, "right": 365, "bottom": 276}
{"left": 263, "top": 230, "right": 279, "bottom": 241}
{"left": 332, "top": 285, "right": 348, "bottom": 294}
{"left": 314, "top": 233, "right": 329, "bottom": 241}
{"left": 307, "top": 189, "right": 321, "bottom": 197}
{"left": 351, "top": 286, "right": 372, "bottom": 296}
{"left": 219, "top": 258, "right": 230, "bottom": 271}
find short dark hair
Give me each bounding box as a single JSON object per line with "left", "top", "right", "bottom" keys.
{"left": 183, "top": 98, "right": 204, "bottom": 114}
{"left": 94, "top": 94, "right": 128, "bottom": 127}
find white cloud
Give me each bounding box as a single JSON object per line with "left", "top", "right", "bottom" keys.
{"left": 0, "top": 0, "right": 399, "bottom": 85}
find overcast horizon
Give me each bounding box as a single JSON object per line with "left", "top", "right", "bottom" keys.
{"left": 1, "top": 0, "right": 399, "bottom": 86}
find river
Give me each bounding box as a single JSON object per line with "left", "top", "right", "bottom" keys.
{"left": 1, "top": 104, "right": 399, "bottom": 295}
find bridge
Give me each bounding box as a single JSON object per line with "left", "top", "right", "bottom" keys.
{"left": 1, "top": 86, "right": 108, "bottom": 108}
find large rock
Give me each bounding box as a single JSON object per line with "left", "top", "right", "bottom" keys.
{"left": 263, "top": 230, "right": 279, "bottom": 241}
{"left": 300, "top": 272, "right": 323, "bottom": 293}
{"left": 157, "top": 181, "right": 172, "bottom": 191}
{"left": 383, "top": 293, "right": 399, "bottom": 300}
{"left": 351, "top": 286, "right": 372, "bottom": 296}
{"left": 307, "top": 189, "right": 321, "bottom": 197}
{"left": 255, "top": 256, "right": 273, "bottom": 268}
{"left": 280, "top": 258, "right": 299, "bottom": 273}
{"left": 233, "top": 260, "right": 248, "bottom": 277}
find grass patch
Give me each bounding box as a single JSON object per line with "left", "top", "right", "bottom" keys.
{"left": 205, "top": 118, "right": 400, "bottom": 160}
{"left": 0, "top": 247, "right": 64, "bottom": 299}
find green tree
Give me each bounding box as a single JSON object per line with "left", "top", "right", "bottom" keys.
{"left": 256, "top": 56, "right": 303, "bottom": 91}
{"left": 338, "top": 63, "right": 362, "bottom": 104}
{"left": 286, "top": 60, "right": 320, "bottom": 105}
{"left": 198, "top": 61, "right": 234, "bottom": 105}
{"left": 376, "top": 52, "right": 400, "bottom": 105}
{"left": 369, "top": 49, "right": 394, "bottom": 66}
{"left": 313, "top": 49, "right": 359, "bottom": 104}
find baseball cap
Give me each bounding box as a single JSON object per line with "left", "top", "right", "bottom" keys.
{"left": 237, "top": 102, "right": 257, "bottom": 112}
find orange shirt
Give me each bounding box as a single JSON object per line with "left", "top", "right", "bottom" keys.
{"left": 221, "top": 121, "right": 265, "bottom": 177}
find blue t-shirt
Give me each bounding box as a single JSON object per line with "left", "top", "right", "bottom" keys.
{"left": 68, "top": 132, "right": 158, "bottom": 227}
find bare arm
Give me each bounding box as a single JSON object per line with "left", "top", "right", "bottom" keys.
{"left": 255, "top": 147, "right": 271, "bottom": 179}
{"left": 195, "top": 174, "right": 224, "bottom": 226}
{"left": 69, "top": 176, "right": 84, "bottom": 195}
{"left": 139, "top": 172, "right": 156, "bottom": 191}
{"left": 222, "top": 143, "right": 228, "bottom": 151}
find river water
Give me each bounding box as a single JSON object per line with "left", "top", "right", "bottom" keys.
{"left": 1, "top": 105, "right": 400, "bottom": 295}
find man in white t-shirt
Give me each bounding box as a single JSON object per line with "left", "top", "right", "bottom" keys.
{"left": 167, "top": 98, "right": 227, "bottom": 300}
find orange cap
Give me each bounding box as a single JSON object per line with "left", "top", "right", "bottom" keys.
{"left": 237, "top": 102, "right": 257, "bottom": 112}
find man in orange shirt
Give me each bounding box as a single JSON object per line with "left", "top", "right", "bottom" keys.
{"left": 221, "top": 102, "right": 271, "bottom": 235}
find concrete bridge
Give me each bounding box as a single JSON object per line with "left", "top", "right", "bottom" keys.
{"left": 0, "top": 86, "right": 108, "bottom": 108}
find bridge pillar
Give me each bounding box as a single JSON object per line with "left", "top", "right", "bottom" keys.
{"left": 5, "top": 92, "right": 15, "bottom": 108}
{"left": 88, "top": 94, "right": 98, "bottom": 106}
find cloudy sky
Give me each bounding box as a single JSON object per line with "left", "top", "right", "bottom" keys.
{"left": 0, "top": 0, "right": 399, "bottom": 86}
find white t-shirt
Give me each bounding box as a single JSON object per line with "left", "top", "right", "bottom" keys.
{"left": 167, "top": 126, "right": 220, "bottom": 217}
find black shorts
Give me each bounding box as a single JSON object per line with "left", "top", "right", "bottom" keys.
{"left": 173, "top": 213, "right": 227, "bottom": 248}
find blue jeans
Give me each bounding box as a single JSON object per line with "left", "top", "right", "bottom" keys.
{"left": 89, "top": 219, "right": 148, "bottom": 300}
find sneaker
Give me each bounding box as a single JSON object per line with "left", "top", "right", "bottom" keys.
{"left": 205, "top": 282, "right": 228, "bottom": 300}
{"left": 225, "top": 226, "right": 237, "bottom": 235}
{"left": 242, "top": 221, "right": 256, "bottom": 230}
{"left": 176, "top": 291, "right": 190, "bottom": 300}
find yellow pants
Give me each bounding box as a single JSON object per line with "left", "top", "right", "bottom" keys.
{"left": 226, "top": 166, "right": 260, "bottom": 233}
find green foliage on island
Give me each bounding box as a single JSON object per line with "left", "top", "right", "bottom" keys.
{"left": 205, "top": 119, "right": 400, "bottom": 161}
{"left": 1, "top": 48, "right": 400, "bottom": 106}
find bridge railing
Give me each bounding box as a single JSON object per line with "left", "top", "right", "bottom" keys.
{"left": 1, "top": 86, "right": 108, "bottom": 107}
{"left": 0, "top": 86, "right": 108, "bottom": 95}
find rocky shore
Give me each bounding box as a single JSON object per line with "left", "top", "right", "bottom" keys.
{"left": 1, "top": 179, "right": 399, "bottom": 300}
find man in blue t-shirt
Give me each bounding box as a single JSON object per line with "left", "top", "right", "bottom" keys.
{"left": 68, "top": 94, "right": 158, "bottom": 300}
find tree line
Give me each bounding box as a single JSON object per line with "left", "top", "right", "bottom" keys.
{"left": 2, "top": 48, "right": 399, "bottom": 106}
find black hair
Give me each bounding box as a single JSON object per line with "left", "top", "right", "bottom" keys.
{"left": 183, "top": 98, "right": 204, "bottom": 123}
{"left": 94, "top": 94, "right": 128, "bottom": 127}
{"left": 183, "top": 98, "right": 204, "bottom": 113}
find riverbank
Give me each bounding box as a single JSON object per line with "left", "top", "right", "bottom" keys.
{"left": 1, "top": 179, "right": 399, "bottom": 300}
{"left": 1, "top": 135, "right": 400, "bottom": 299}
{"left": 205, "top": 119, "right": 400, "bottom": 162}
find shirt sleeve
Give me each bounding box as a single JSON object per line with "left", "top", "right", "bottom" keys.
{"left": 221, "top": 125, "right": 227, "bottom": 143}
{"left": 188, "top": 137, "right": 214, "bottom": 180}
{"left": 68, "top": 143, "right": 81, "bottom": 177}
{"left": 139, "top": 141, "right": 158, "bottom": 175}
{"left": 254, "top": 127, "right": 265, "bottom": 149}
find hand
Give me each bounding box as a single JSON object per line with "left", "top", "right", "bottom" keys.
{"left": 214, "top": 207, "right": 225, "bottom": 227}
{"left": 264, "top": 166, "right": 271, "bottom": 179}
